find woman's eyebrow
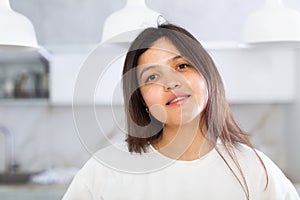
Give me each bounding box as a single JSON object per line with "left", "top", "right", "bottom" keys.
{"left": 171, "top": 55, "right": 182, "bottom": 61}
{"left": 139, "top": 66, "right": 156, "bottom": 79}
{"left": 139, "top": 55, "right": 183, "bottom": 79}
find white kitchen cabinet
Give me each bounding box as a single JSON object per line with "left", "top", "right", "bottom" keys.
{"left": 49, "top": 43, "right": 297, "bottom": 105}
{"left": 49, "top": 50, "right": 87, "bottom": 105}
{"left": 49, "top": 45, "right": 125, "bottom": 105}
{"left": 206, "top": 43, "right": 297, "bottom": 103}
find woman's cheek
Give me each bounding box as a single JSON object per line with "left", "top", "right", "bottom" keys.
{"left": 142, "top": 87, "right": 167, "bottom": 123}
{"left": 142, "top": 87, "right": 158, "bottom": 107}
{"left": 197, "top": 79, "right": 209, "bottom": 110}
{"left": 187, "top": 74, "right": 208, "bottom": 111}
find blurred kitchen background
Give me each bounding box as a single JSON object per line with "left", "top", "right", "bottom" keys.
{"left": 0, "top": 0, "right": 300, "bottom": 198}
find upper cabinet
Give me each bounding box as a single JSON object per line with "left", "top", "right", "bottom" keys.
{"left": 206, "top": 43, "right": 297, "bottom": 104}
{"left": 49, "top": 44, "right": 125, "bottom": 106}
{"left": 49, "top": 43, "right": 297, "bottom": 105}
{"left": 49, "top": 47, "right": 88, "bottom": 105}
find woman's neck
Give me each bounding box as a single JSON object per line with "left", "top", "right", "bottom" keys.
{"left": 152, "top": 118, "right": 212, "bottom": 161}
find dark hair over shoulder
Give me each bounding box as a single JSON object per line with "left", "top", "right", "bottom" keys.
{"left": 122, "top": 23, "right": 268, "bottom": 200}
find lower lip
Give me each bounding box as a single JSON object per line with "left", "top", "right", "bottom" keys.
{"left": 167, "top": 96, "right": 190, "bottom": 106}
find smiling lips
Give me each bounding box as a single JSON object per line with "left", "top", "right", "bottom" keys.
{"left": 166, "top": 94, "right": 191, "bottom": 106}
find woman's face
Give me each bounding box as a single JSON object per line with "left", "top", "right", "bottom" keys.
{"left": 136, "top": 37, "right": 208, "bottom": 126}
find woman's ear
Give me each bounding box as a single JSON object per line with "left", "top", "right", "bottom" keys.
{"left": 141, "top": 99, "right": 148, "bottom": 107}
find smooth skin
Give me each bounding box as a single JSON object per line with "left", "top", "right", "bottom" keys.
{"left": 137, "top": 37, "right": 211, "bottom": 161}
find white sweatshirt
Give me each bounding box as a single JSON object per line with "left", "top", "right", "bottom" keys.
{"left": 63, "top": 142, "right": 299, "bottom": 200}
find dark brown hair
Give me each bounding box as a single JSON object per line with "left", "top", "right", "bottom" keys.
{"left": 122, "top": 24, "right": 268, "bottom": 199}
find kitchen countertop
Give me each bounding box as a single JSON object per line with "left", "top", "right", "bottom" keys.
{"left": 0, "top": 184, "right": 68, "bottom": 200}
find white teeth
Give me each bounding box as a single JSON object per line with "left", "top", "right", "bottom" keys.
{"left": 169, "top": 96, "right": 186, "bottom": 104}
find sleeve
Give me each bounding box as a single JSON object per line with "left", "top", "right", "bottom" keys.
{"left": 258, "top": 152, "right": 300, "bottom": 200}
{"left": 61, "top": 156, "right": 109, "bottom": 200}
{"left": 62, "top": 170, "right": 93, "bottom": 200}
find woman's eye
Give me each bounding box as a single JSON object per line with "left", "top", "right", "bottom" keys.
{"left": 145, "top": 74, "right": 158, "bottom": 83}
{"left": 177, "top": 63, "right": 189, "bottom": 70}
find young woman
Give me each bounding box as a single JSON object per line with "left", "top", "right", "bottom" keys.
{"left": 63, "top": 24, "right": 299, "bottom": 199}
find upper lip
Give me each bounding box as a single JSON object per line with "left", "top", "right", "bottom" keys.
{"left": 166, "top": 93, "right": 191, "bottom": 105}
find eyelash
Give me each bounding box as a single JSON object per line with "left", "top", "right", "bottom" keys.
{"left": 144, "top": 63, "right": 191, "bottom": 83}
{"left": 177, "top": 63, "right": 190, "bottom": 70}
{"left": 145, "top": 74, "right": 158, "bottom": 83}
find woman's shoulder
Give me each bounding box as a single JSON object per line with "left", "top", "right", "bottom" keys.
{"left": 89, "top": 141, "right": 167, "bottom": 174}
{"left": 85, "top": 142, "right": 131, "bottom": 169}
{"left": 215, "top": 142, "right": 268, "bottom": 164}
{"left": 216, "top": 142, "right": 299, "bottom": 198}
{"left": 62, "top": 143, "right": 130, "bottom": 200}
{"left": 214, "top": 142, "right": 273, "bottom": 178}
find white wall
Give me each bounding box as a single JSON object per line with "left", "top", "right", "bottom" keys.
{"left": 286, "top": 49, "right": 300, "bottom": 182}
{"left": 0, "top": 105, "right": 125, "bottom": 172}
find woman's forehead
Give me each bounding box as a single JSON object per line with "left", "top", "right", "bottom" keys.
{"left": 149, "top": 37, "right": 179, "bottom": 54}
{"left": 138, "top": 38, "right": 181, "bottom": 66}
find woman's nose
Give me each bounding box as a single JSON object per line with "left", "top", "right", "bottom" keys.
{"left": 164, "top": 78, "right": 181, "bottom": 91}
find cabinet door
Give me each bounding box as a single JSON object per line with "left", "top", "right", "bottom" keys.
{"left": 49, "top": 50, "right": 124, "bottom": 105}
{"left": 209, "top": 47, "right": 296, "bottom": 103}
{"left": 50, "top": 52, "right": 88, "bottom": 105}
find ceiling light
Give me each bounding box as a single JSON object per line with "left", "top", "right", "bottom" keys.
{"left": 101, "top": 0, "right": 161, "bottom": 44}
{"left": 241, "top": 0, "right": 300, "bottom": 44}
{"left": 0, "top": 0, "right": 38, "bottom": 50}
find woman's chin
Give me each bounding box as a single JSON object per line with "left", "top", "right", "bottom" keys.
{"left": 151, "top": 103, "right": 202, "bottom": 127}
